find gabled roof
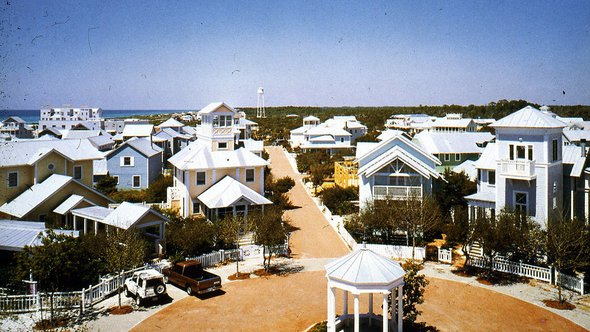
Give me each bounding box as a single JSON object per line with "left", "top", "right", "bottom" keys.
{"left": 356, "top": 133, "right": 440, "bottom": 166}
{"left": 160, "top": 127, "right": 192, "bottom": 139}
{"left": 88, "top": 135, "right": 114, "bottom": 149}
{"left": 122, "top": 124, "right": 154, "bottom": 137}
{"left": 309, "top": 135, "right": 336, "bottom": 142}
{"left": 0, "top": 220, "right": 78, "bottom": 251}
{"left": 325, "top": 247, "right": 405, "bottom": 286}
{"left": 563, "top": 129, "right": 590, "bottom": 143}
{"left": 413, "top": 132, "right": 494, "bottom": 154}
{"left": 0, "top": 174, "right": 114, "bottom": 218}
{"left": 198, "top": 102, "right": 236, "bottom": 115}
{"left": 60, "top": 129, "right": 104, "bottom": 139}
{"left": 3, "top": 116, "right": 26, "bottom": 123}
{"left": 108, "top": 137, "right": 162, "bottom": 158}
{"left": 376, "top": 130, "right": 408, "bottom": 141}
{"left": 357, "top": 145, "right": 440, "bottom": 179}
{"left": 452, "top": 160, "right": 478, "bottom": 181}
{"left": 181, "top": 126, "right": 196, "bottom": 136}
{"left": 0, "top": 139, "right": 103, "bottom": 167}
{"left": 491, "top": 106, "right": 566, "bottom": 129}
{"left": 197, "top": 176, "right": 271, "bottom": 209}
{"left": 473, "top": 143, "right": 497, "bottom": 170}
{"left": 303, "top": 115, "right": 320, "bottom": 122}
{"left": 53, "top": 194, "right": 94, "bottom": 215}
{"left": 241, "top": 139, "right": 264, "bottom": 153}
{"left": 159, "top": 118, "right": 185, "bottom": 128}
{"left": 431, "top": 117, "right": 474, "bottom": 128}
{"left": 169, "top": 141, "right": 268, "bottom": 170}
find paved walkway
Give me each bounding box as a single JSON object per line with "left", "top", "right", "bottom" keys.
{"left": 266, "top": 146, "right": 350, "bottom": 259}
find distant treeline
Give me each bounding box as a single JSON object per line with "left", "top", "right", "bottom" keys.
{"left": 241, "top": 100, "right": 590, "bottom": 143}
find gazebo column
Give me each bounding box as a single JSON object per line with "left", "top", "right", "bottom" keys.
{"left": 327, "top": 285, "right": 336, "bottom": 332}
{"left": 343, "top": 290, "right": 349, "bottom": 326}
{"left": 368, "top": 293, "right": 373, "bottom": 326}
{"left": 382, "top": 292, "right": 389, "bottom": 332}
{"left": 397, "top": 285, "right": 403, "bottom": 332}
{"left": 353, "top": 293, "right": 360, "bottom": 332}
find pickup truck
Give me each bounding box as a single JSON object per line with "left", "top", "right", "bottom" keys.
{"left": 162, "top": 260, "right": 222, "bottom": 296}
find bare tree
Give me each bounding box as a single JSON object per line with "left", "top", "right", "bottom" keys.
{"left": 219, "top": 214, "right": 252, "bottom": 276}
{"left": 104, "top": 228, "right": 149, "bottom": 308}
{"left": 392, "top": 194, "right": 442, "bottom": 260}
{"left": 546, "top": 213, "right": 589, "bottom": 303}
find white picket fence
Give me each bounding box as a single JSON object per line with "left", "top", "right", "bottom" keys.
{"left": 468, "top": 256, "right": 585, "bottom": 294}
{"left": 185, "top": 245, "right": 288, "bottom": 269}
{"left": 438, "top": 248, "right": 453, "bottom": 264}
{"left": 359, "top": 243, "right": 426, "bottom": 260}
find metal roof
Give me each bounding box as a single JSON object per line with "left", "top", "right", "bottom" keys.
{"left": 465, "top": 191, "right": 496, "bottom": 203}
{"left": 0, "top": 220, "right": 78, "bottom": 251}
{"left": 122, "top": 124, "right": 154, "bottom": 137}
{"left": 159, "top": 118, "right": 185, "bottom": 128}
{"left": 122, "top": 137, "right": 163, "bottom": 157}
{"left": 413, "top": 132, "right": 494, "bottom": 154}
{"left": 53, "top": 194, "right": 93, "bottom": 215}
{"left": 198, "top": 102, "right": 236, "bottom": 115}
{"left": 71, "top": 202, "right": 168, "bottom": 230}
{"left": 562, "top": 145, "right": 587, "bottom": 177}
{"left": 473, "top": 143, "right": 497, "bottom": 170}
{"left": 169, "top": 141, "right": 268, "bottom": 170}
{"left": 0, "top": 138, "right": 103, "bottom": 167}
{"left": 452, "top": 160, "right": 478, "bottom": 181}
{"left": 197, "top": 176, "right": 271, "bottom": 209}
{"left": 491, "top": 106, "right": 566, "bottom": 129}
{"left": 325, "top": 247, "right": 405, "bottom": 286}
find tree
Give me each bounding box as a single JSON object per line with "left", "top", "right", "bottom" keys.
{"left": 219, "top": 215, "right": 252, "bottom": 276}
{"left": 546, "top": 214, "right": 589, "bottom": 303}
{"left": 435, "top": 169, "right": 476, "bottom": 245}
{"left": 104, "top": 229, "right": 149, "bottom": 308}
{"left": 13, "top": 231, "right": 86, "bottom": 323}
{"left": 166, "top": 214, "right": 217, "bottom": 257}
{"left": 308, "top": 163, "right": 331, "bottom": 194}
{"left": 318, "top": 185, "right": 358, "bottom": 215}
{"left": 144, "top": 175, "right": 173, "bottom": 202}
{"left": 95, "top": 175, "right": 118, "bottom": 195}
{"left": 393, "top": 195, "right": 442, "bottom": 260}
{"left": 389, "top": 260, "right": 429, "bottom": 323}
{"left": 250, "top": 207, "right": 290, "bottom": 272}
{"left": 346, "top": 198, "right": 398, "bottom": 244}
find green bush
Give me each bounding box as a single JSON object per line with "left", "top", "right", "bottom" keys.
{"left": 319, "top": 186, "right": 358, "bottom": 215}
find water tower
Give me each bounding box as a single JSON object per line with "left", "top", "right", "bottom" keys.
{"left": 257, "top": 87, "right": 266, "bottom": 118}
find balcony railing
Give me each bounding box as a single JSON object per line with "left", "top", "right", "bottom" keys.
{"left": 373, "top": 185, "right": 422, "bottom": 200}
{"left": 499, "top": 159, "right": 536, "bottom": 180}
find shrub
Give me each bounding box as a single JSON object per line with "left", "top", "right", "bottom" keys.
{"left": 318, "top": 186, "right": 358, "bottom": 215}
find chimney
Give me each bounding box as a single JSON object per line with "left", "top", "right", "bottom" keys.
{"left": 581, "top": 138, "right": 587, "bottom": 157}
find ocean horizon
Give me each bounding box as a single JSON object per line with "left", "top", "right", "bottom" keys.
{"left": 0, "top": 109, "right": 189, "bottom": 123}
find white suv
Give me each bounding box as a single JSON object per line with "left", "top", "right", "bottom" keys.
{"left": 124, "top": 269, "right": 167, "bottom": 306}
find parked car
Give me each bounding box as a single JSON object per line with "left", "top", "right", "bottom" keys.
{"left": 124, "top": 269, "right": 167, "bottom": 305}
{"left": 162, "top": 260, "right": 222, "bottom": 295}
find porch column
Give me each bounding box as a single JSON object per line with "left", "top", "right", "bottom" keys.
{"left": 327, "top": 285, "right": 336, "bottom": 332}
{"left": 159, "top": 222, "right": 164, "bottom": 240}
{"left": 353, "top": 293, "right": 360, "bottom": 332}
{"left": 73, "top": 215, "right": 77, "bottom": 231}
{"left": 343, "top": 290, "right": 348, "bottom": 323}
{"left": 397, "top": 285, "right": 403, "bottom": 332}
{"left": 368, "top": 293, "right": 373, "bottom": 326}
{"left": 83, "top": 218, "right": 88, "bottom": 235}
{"left": 382, "top": 292, "right": 389, "bottom": 332}
{"left": 94, "top": 220, "right": 98, "bottom": 235}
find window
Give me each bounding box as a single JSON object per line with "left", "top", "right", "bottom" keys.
{"left": 455, "top": 154, "right": 461, "bottom": 161}
{"left": 444, "top": 154, "right": 450, "bottom": 161}
{"left": 73, "top": 166, "right": 82, "bottom": 180}
{"left": 516, "top": 145, "right": 525, "bottom": 159}
{"left": 218, "top": 142, "right": 227, "bottom": 150}
{"left": 132, "top": 175, "right": 141, "bottom": 188}
{"left": 113, "top": 175, "right": 119, "bottom": 184}
{"left": 477, "top": 169, "right": 481, "bottom": 183}
{"left": 514, "top": 192, "right": 528, "bottom": 214}
{"left": 488, "top": 170, "right": 495, "bottom": 185}
{"left": 192, "top": 201, "right": 200, "bottom": 214}
{"left": 47, "top": 163, "right": 55, "bottom": 171}
{"left": 340, "top": 137, "right": 344, "bottom": 143}
{"left": 196, "top": 171, "right": 206, "bottom": 185}
{"left": 246, "top": 169, "right": 255, "bottom": 182}
{"left": 509, "top": 144, "right": 514, "bottom": 160}
{"left": 528, "top": 146, "right": 533, "bottom": 161}
{"left": 120, "top": 156, "right": 134, "bottom": 166}
{"left": 7, "top": 171, "right": 18, "bottom": 187}
{"left": 552, "top": 139, "right": 558, "bottom": 161}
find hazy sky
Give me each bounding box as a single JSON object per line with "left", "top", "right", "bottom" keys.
{"left": 1, "top": 1, "right": 589, "bottom": 109}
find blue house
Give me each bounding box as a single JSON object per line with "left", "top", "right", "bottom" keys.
{"left": 106, "top": 138, "right": 163, "bottom": 190}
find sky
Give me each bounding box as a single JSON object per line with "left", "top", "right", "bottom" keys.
{"left": 1, "top": 1, "right": 589, "bottom": 110}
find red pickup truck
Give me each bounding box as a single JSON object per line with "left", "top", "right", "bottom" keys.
{"left": 162, "top": 260, "right": 222, "bottom": 295}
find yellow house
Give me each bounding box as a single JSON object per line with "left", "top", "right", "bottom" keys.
{"left": 334, "top": 158, "right": 359, "bottom": 188}
{"left": 0, "top": 139, "right": 102, "bottom": 206}
{"left": 168, "top": 102, "right": 271, "bottom": 218}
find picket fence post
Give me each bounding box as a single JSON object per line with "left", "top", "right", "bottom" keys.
{"left": 81, "top": 288, "right": 86, "bottom": 314}
{"left": 580, "top": 274, "right": 585, "bottom": 295}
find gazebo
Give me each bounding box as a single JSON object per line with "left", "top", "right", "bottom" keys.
{"left": 325, "top": 246, "right": 406, "bottom": 332}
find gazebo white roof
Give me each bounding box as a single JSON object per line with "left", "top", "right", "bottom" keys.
{"left": 325, "top": 247, "right": 405, "bottom": 291}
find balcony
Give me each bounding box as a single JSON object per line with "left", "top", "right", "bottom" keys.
{"left": 373, "top": 185, "right": 422, "bottom": 200}
{"left": 499, "top": 159, "right": 536, "bottom": 180}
